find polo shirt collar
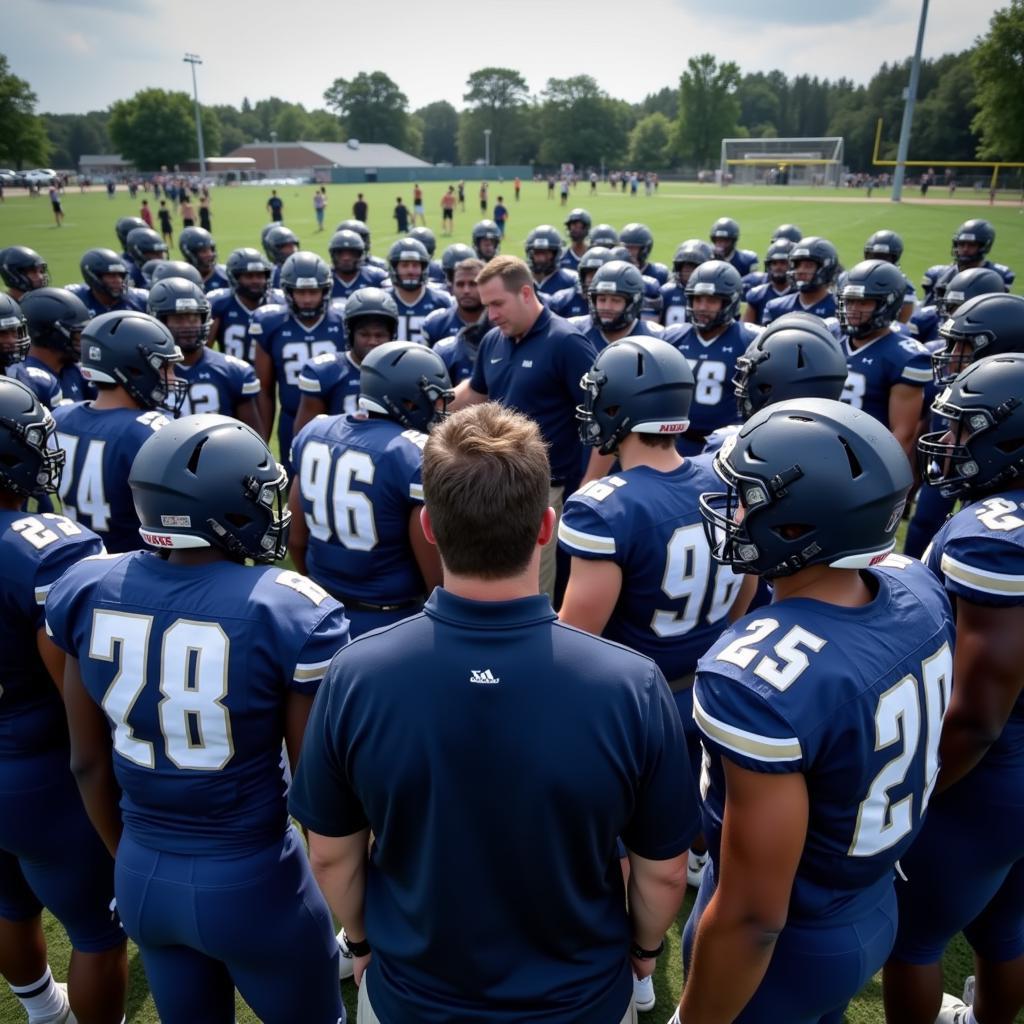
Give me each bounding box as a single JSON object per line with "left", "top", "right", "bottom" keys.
{"left": 510, "top": 305, "right": 551, "bottom": 345}
{"left": 425, "top": 587, "right": 556, "bottom": 629}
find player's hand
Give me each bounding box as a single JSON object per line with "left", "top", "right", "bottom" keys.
{"left": 631, "top": 954, "right": 657, "bottom": 980}
{"left": 353, "top": 952, "right": 372, "bottom": 987}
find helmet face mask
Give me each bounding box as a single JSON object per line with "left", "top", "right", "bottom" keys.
{"left": 0, "top": 379, "right": 64, "bottom": 497}
{"left": 280, "top": 252, "right": 331, "bottom": 322}
{"left": 1, "top": 247, "right": 50, "bottom": 294}
{"left": 81, "top": 249, "right": 129, "bottom": 301}
{"left": 328, "top": 230, "right": 366, "bottom": 277}
{"left": 837, "top": 260, "right": 905, "bottom": 340}
{"left": 471, "top": 221, "right": 501, "bottom": 261}
{"left": 619, "top": 223, "right": 654, "bottom": 266}
{"left": 0, "top": 297, "right": 30, "bottom": 367}
{"left": 225, "top": 248, "right": 272, "bottom": 302}
{"left": 525, "top": 226, "right": 564, "bottom": 276}
{"left": 343, "top": 288, "right": 399, "bottom": 363}
{"left": 787, "top": 238, "right": 839, "bottom": 293}
{"left": 587, "top": 261, "right": 644, "bottom": 334}
{"left": 952, "top": 220, "right": 995, "bottom": 268}
{"left": 931, "top": 293, "right": 1024, "bottom": 386}
{"left": 672, "top": 240, "right": 713, "bottom": 287}
{"left": 710, "top": 217, "right": 740, "bottom": 259}
{"left": 388, "top": 238, "right": 430, "bottom": 291}
{"left": 684, "top": 260, "right": 742, "bottom": 332}
{"left": 148, "top": 279, "right": 212, "bottom": 355}
{"left": 763, "top": 240, "right": 794, "bottom": 285}
{"left": 179, "top": 227, "right": 217, "bottom": 273}
{"left": 565, "top": 208, "right": 592, "bottom": 243}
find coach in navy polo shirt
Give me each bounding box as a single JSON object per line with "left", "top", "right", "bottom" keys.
{"left": 450, "top": 254, "right": 612, "bottom": 597}
{"left": 290, "top": 403, "right": 698, "bottom": 1024}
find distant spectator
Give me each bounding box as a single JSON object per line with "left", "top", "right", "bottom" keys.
{"left": 514, "top": 176, "right": 521, "bottom": 201}
{"left": 353, "top": 193, "right": 368, "bottom": 222}
{"left": 267, "top": 189, "right": 284, "bottom": 221}
{"left": 106, "top": 178, "right": 115, "bottom": 200}
{"left": 457, "top": 180, "right": 465, "bottom": 211}
{"left": 313, "top": 187, "right": 327, "bottom": 232}
{"left": 560, "top": 179, "right": 569, "bottom": 205}
{"left": 394, "top": 197, "right": 410, "bottom": 234}
{"left": 180, "top": 196, "right": 196, "bottom": 228}
{"left": 158, "top": 200, "right": 173, "bottom": 246}
{"left": 479, "top": 181, "right": 488, "bottom": 213}
{"left": 441, "top": 187, "right": 456, "bottom": 236}
{"left": 493, "top": 196, "right": 508, "bottom": 237}
{"left": 140, "top": 198, "right": 153, "bottom": 227}
{"left": 199, "top": 191, "right": 212, "bottom": 232}
{"left": 49, "top": 185, "right": 64, "bottom": 227}
{"left": 547, "top": 176, "right": 555, "bottom": 199}
{"left": 413, "top": 184, "right": 425, "bottom": 225}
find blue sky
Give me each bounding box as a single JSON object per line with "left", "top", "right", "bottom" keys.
{"left": 8, "top": 0, "right": 1004, "bottom": 115}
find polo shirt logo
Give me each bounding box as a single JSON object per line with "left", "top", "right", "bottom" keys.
{"left": 469, "top": 668, "right": 500, "bottom": 685}
{"left": 522, "top": 360, "right": 533, "bottom": 368}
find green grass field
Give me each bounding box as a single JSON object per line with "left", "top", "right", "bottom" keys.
{"left": 1, "top": 180, "right": 1022, "bottom": 1023}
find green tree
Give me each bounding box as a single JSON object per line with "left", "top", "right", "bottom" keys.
{"left": 307, "top": 109, "right": 343, "bottom": 143}
{"left": 110, "top": 89, "right": 200, "bottom": 169}
{"left": 323, "top": 71, "right": 409, "bottom": 147}
{"left": 627, "top": 112, "right": 672, "bottom": 169}
{"left": 676, "top": 54, "right": 741, "bottom": 168}
{"left": 272, "top": 105, "right": 311, "bottom": 143}
{"left": 459, "top": 67, "right": 532, "bottom": 164}
{"left": 971, "top": 0, "right": 1024, "bottom": 160}
{"left": 415, "top": 100, "right": 458, "bottom": 164}
{"left": 537, "top": 76, "right": 628, "bottom": 169}
{"left": 0, "top": 55, "right": 50, "bottom": 169}
{"left": 639, "top": 86, "right": 678, "bottom": 119}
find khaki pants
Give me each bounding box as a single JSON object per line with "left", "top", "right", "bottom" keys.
{"left": 358, "top": 977, "right": 638, "bottom": 1023}
{"left": 540, "top": 484, "right": 565, "bottom": 601}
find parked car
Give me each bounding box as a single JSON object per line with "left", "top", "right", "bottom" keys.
{"left": 0, "top": 169, "right": 19, "bottom": 186}
{"left": 23, "top": 168, "right": 58, "bottom": 186}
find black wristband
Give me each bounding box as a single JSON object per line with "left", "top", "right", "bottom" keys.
{"left": 630, "top": 938, "right": 664, "bottom": 960}
{"left": 342, "top": 928, "right": 371, "bottom": 958}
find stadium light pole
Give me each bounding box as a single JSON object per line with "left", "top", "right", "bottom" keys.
{"left": 183, "top": 53, "right": 206, "bottom": 179}
{"left": 271, "top": 130, "right": 279, "bottom": 172}
{"left": 484, "top": 129, "right": 492, "bottom": 166}
{"left": 891, "top": 0, "right": 929, "bottom": 202}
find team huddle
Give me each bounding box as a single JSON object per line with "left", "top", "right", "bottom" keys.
{"left": 0, "top": 204, "right": 1022, "bottom": 1024}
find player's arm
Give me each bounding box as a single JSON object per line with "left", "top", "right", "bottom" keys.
{"left": 233, "top": 395, "right": 263, "bottom": 435}
{"left": 449, "top": 378, "right": 487, "bottom": 411}
{"left": 558, "top": 557, "right": 622, "bottom": 635}
{"left": 886, "top": 383, "right": 924, "bottom": 458}
{"left": 409, "top": 506, "right": 443, "bottom": 594}
{"left": 741, "top": 303, "right": 758, "bottom": 324}
{"left": 936, "top": 598, "right": 1024, "bottom": 793}
{"left": 627, "top": 848, "right": 688, "bottom": 979}
{"left": 307, "top": 828, "right": 372, "bottom": 982}
{"left": 677, "top": 761, "right": 808, "bottom": 1024}
{"left": 64, "top": 655, "right": 123, "bottom": 857}
{"left": 38, "top": 629, "right": 67, "bottom": 694}
{"left": 728, "top": 575, "right": 759, "bottom": 622}
{"left": 208, "top": 315, "right": 221, "bottom": 349}
{"left": 284, "top": 690, "right": 316, "bottom": 773}
{"left": 254, "top": 343, "right": 276, "bottom": 444}
{"left": 294, "top": 393, "right": 328, "bottom": 435}
{"left": 287, "top": 478, "right": 309, "bottom": 576}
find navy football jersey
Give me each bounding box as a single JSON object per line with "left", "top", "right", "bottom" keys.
{"left": 421, "top": 305, "right": 482, "bottom": 348}
{"left": 291, "top": 414, "right": 427, "bottom": 607}
{"left": 640, "top": 273, "right": 663, "bottom": 322}
{"left": 329, "top": 265, "right": 388, "bottom": 301}
{"left": 0, "top": 511, "right": 103, "bottom": 758}
{"left": 568, "top": 315, "right": 663, "bottom": 353}
{"left": 639, "top": 261, "right": 669, "bottom": 286}
{"left": 559, "top": 458, "right": 744, "bottom": 680}
{"left": 208, "top": 287, "right": 286, "bottom": 364}
{"left": 659, "top": 283, "right": 688, "bottom": 327}
{"left": 433, "top": 334, "right": 477, "bottom": 383}
{"left": 6, "top": 362, "right": 62, "bottom": 408}
{"left": 201, "top": 265, "right": 230, "bottom": 293}
{"left": 695, "top": 556, "right": 955, "bottom": 923}
{"left": 909, "top": 304, "right": 942, "bottom": 345}
{"left": 386, "top": 286, "right": 453, "bottom": 344}
{"left": 559, "top": 248, "right": 583, "bottom": 272}
{"left": 744, "top": 281, "right": 793, "bottom": 325}
{"left": 546, "top": 285, "right": 589, "bottom": 319}
{"left": 25, "top": 356, "right": 97, "bottom": 405}
{"left": 923, "top": 260, "right": 1015, "bottom": 306}
{"left": 66, "top": 283, "right": 148, "bottom": 318}
{"left": 762, "top": 291, "right": 837, "bottom": 325}
{"left": 176, "top": 347, "right": 260, "bottom": 418}
{"left": 52, "top": 403, "right": 168, "bottom": 552}
{"left": 297, "top": 350, "right": 362, "bottom": 416}
{"left": 45, "top": 552, "right": 349, "bottom": 855}
{"left": 249, "top": 302, "right": 345, "bottom": 463}
{"left": 535, "top": 267, "right": 579, "bottom": 297}
{"left": 723, "top": 249, "right": 759, "bottom": 278}
{"left": 925, "top": 489, "right": 1024, "bottom": 771}
{"left": 841, "top": 331, "right": 931, "bottom": 427}
{"left": 664, "top": 320, "right": 760, "bottom": 434}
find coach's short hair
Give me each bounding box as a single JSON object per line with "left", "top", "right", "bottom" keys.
{"left": 475, "top": 254, "right": 533, "bottom": 293}
{"left": 423, "top": 403, "right": 550, "bottom": 579}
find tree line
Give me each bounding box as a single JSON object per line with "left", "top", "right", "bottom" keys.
{"left": 1, "top": 2, "right": 1022, "bottom": 174}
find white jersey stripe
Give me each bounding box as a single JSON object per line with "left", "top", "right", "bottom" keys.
{"left": 941, "top": 553, "right": 1024, "bottom": 596}
{"left": 557, "top": 520, "right": 617, "bottom": 555}
{"left": 693, "top": 691, "right": 803, "bottom": 763}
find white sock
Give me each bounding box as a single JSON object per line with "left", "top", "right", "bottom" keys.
{"left": 8, "top": 967, "right": 67, "bottom": 1021}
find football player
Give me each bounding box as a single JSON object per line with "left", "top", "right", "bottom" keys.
{"left": 384, "top": 237, "right": 453, "bottom": 344}
{"left": 46, "top": 414, "right": 349, "bottom": 1024}
{"left": 921, "top": 219, "right": 1015, "bottom": 308}
{"left": 561, "top": 207, "right": 592, "bottom": 270}
{"left": 763, "top": 236, "right": 840, "bottom": 325}
{"left": 837, "top": 259, "right": 931, "bottom": 458}
{"left": 471, "top": 219, "right": 502, "bottom": 263}
{"left": 67, "top": 249, "right": 148, "bottom": 319}
{"left": 114, "top": 215, "right": 147, "bottom": 261}
{"left": 327, "top": 229, "right": 387, "bottom": 301}
{"left": 863, "top": 229, "right": 916, "bottom": 323}
{"left": 570, "top": 260, "right": 664, "bottom": 350}
{"left": 408, "top": 226, "right": 446, "bottom": 286}
{"left": 525, "top": 225, "right": 578, "bottom": 296}
{"left": 420, "top": 257, "right": 485, "bottom": 347}
{"left": 179, "top": 226, "right": 229, "bottom": 292}
{"left": 709, "top": 216, "right": 758, "bottom": 277}
{"left": 664, "top": 260, "right": 760, "bottom": 453}
{"left": 208, "top": 248, "right": 281, "bottom": 364}
{"left": 548, "top": 246, "right": 614, "bottom": 320}
{"left": 673, "top": 398, "right": 954, "bottom": 1024}
{"left": 263, "top": 225, "right": 300, "bottom": 289}
{"left": 53, "top": 310, "right": 180, "bottom": 551}
{"left": 142, "top": 259, "right": 203, "bottom": 290}
{"left": 250, "top": 251, "right": 344, "bottom": 477}
{"left": 19, "top": 287, "right": 96, "bottom": 404}
{"left": 441, "top": 243, "right": 475, "bottom": 291}
{"left": 2, "top": 294, "right": 63, "bottom": 411}
{"left": 147, "top": 278, "right": 262, "bottom": 430}
{"left": 0, "top": 378, "right": 128, "bottom": 1024}
{"left": 294, "top": 286, "right": 399, "bottom": 431}
{"left": 661, "top": 239, "right": 713, "bottom": 327}
{"left": 589, "top": 223, "right": 619, "bottom": 250}
{"left": 910, "top": 266, "right": 1007, "bottom": 347}
{"left": 123, "top": 226, "right": 168, "bottom": 288}
{"left": 289, "top": 341, "right": 449, "bottom": 637}
{"left": 884, "top": 353, "right": 1024, "bottom": 1024}
{"left": 433, "top": 314, "right": 490, "bottom": 384}
{"left": 741, "top": 238, "right": 795, "bottom": 325}
{"left": 334, "top": 219, "right": 388, "bottom": 272}
{"left": 1, "top": 247, "right": 49, "bottom": 303}
{"left": 620, "top": 223, "right": 668, "bottom": 285}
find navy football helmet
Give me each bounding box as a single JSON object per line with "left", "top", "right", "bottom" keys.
{"left": 358, "top": 341, "right": 453, "bottom": 434}
{"left": 710, "top": 217, "right": 740, "bottom": 257}
{"left": 145, "top": 259, "right": 204, "bottom": 289}
{"left": 564, "top": 208, "right": 592, "bottom": 243}
{"left": 952, "top": 219, "right": 995, "bottom": 267}
{"left": 343, "top": 287, "right": 399, "bottom": 339}
{"left": 388, "top": 237, "right": 430, "bottom": 290}
{"left": 525, "top": 225, "right": 564, "bottom": 275}
{"left": 408, "top": 226, "right": 437, "bottom": 257}
{"left": 279, "top": 252, "right": 331, "bottom": 321}
{"left": 442, "top": 243, "right": 476, "bottom": 285}
{"left": 936, "top": 266, "right": 1006, "bottom": 318}
{"left": 762, "top": 238, "right": 795, "bottom": 285}
{"left": 263, "top": 225, "right": 300, "bottom": 266}
{"left": 0, "top": 294, "right": 30, "bottom": 366}
{"left": 471, "top": 220, "right": 501, "bottom": 261}
{"left": 0, "top": 246, "right": 49, "bottom": 294}
{"left": 126, "top": 227, "right": 168, "bottom": 268}
{"left": 771, "top": 224, "right": 802, "bottom": 244}
{"left": 81, "top": 248, "right": 129, "bottom": 300}
{"left": 577, "top": 337, "right": 694, "bottom": 455}
{"left": 19, "top": 288, "right": 90, "bottom": 359}
{"left": 577, "top": 247, "right": 615, "bottom": 293}
{"left": 225, "top": 248, "right": 272, "bottom": 301}
{"left": 788, "top": 237, "right": 840, "bottom": 292}
{"left": 335, "top": 219, "right": 371, "bottom": 252}
{"left": 672, "top": 240, "right": 713, "bottom": 286}
{"left": 328, "top": 229, "right": 367, "bottom": 276}
{"left": 0, "top": 377, "right": 64, "bottom": 497}
{"left": 700, "top": 399, "right": 912, "bottom": 578}
{"left": 589, "top": 224, "right": 619, "bottom": 250}
{"left": 179, "top": 227, "right": 217, "bottom": 272}
{"left": 115, "top": 216, "right": 148, "bottom": 251}
{"left": 147, "top": 278, "right": 211, "bottom": 353}
{"left": 80, "top": 310, "right": 187, "bottom": 412}
{"left": 733, "top": 312, "right": 848, "bottom": 419}
{"left": 129, "top": 414, "right": 290, "bottom": 562}
{"left": 838, "top": 260, "right": 906, "bottom": 339}
{"left": 619, "top": 223, "right": 654, "bottom": 265}
{"left": 932, "top": 292, "right": 1024, "bottom": 385}
{"left": 587, "top": 260, "right": 644, "bottom": 334}
{"left": 685, "top": 260, "right": 743, "bottom": 331}
{"left": 919, "top": 353, "right": 1024, "bottom": 498}
{"left": 863, "top": 229, "right": 904, "bottom": 265}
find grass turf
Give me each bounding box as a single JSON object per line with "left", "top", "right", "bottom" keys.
{"left": 1, "top": 180, "right": 1021, "bottom": 1022}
